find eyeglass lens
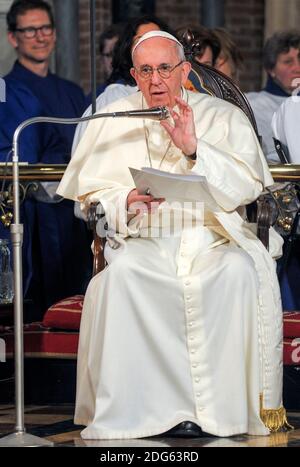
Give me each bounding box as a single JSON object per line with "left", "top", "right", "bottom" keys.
{"left": 138, "top": 61, "right": 183, "bottom": 79}
{"left": 16, "top": 25, "right": 53, "bottom": 38}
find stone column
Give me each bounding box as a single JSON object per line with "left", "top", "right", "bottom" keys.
{"left": 53, "top": 0, "right": 80, "bottom": 84}
{"left": 265, "top": 0, "right": 300, "bottom": 39}
{"left": 201, "top": 0, "right": 225, "bottom": 27}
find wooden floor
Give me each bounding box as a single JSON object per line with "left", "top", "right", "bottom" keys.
{"left": 0, "top": 404, "right": 300, "bottom": 447}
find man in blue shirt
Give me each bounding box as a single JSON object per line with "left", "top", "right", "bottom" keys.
{"left": 5, "top": 0, "right": 85, "bottom": 161}
{"left": 0, "top": 0, "right": 92, "bottom": 317}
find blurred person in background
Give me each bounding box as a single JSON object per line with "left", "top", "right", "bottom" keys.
{"left": 1, "top": 0, "right": 92, "bottom": 317}
{"left": 5, "top": 0, "right": 85, "bottom": 160}
{"left": 176, "top": 25, "right": 221, "bottom": 94}
{"left": 99, "top": 24, "right": 123, "bottom": 79}
{"left": 85, "top": 23, "right": 125, "bottom": 104}
{"left": 247, "top": 30, "right": 300, "bottom": 162}
{"left": 213, "top": 27, "right": 244, "bottom": 84}
{"left": 176, "top": 25, "right": 221, "bottom": 67}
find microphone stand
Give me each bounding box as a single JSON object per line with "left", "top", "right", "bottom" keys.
{"left": 0, "top": 107, "right": 168, "bottom": 447}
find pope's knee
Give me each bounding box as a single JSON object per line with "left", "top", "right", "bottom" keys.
{"left": 105, "top": 251, "right": 136, "bottom": 280}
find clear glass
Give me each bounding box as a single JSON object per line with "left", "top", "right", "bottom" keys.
{"left": 0, "top": 239, "right": 14, "bottom": 304}
{"left": 15, "top": 24, "right": 54, "bottom": 39}
{"left": 135, "top": 60, "right": 184, "bottom": 80}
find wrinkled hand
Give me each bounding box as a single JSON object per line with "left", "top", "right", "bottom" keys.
{"left": 127, "top": 189, "right": 165, "bottom": 215}
{"left": 160, "top": 96, "right": 197, "bottom": 156}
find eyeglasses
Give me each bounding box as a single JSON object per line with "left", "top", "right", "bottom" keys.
{"left": 15, "top": 24, "right": 54, "bottom": 39}
{"left": 134, "top": 60, "right": 184, "bottom": 80}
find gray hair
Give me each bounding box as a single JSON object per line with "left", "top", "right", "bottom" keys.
{"left": 263, "top": 29, "right": 300, "bottom": 71}
{"left": 176, "top": 42, "right": 186, "bottom": 61}
{"left": 132, "top": 40, "right": 186, "bottom": 65}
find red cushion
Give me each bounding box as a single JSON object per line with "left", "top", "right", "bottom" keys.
{"left": 283, "top": 311, "right": 300, "bottom": 338}
{"left": 0, "top": 322, "right": 79, "bottom": 359}
{"left": 42, "top": 295, "right": 84, "bottom": 330}
{"left": 284, "top": 338, "right": 300, "bottom": 365}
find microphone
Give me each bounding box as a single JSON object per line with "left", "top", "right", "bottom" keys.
{"left": 110, "top": 107, "right": 170, "bottom": 120}
{"left": 11, "top": 107, "right": 169, "bottom": 136}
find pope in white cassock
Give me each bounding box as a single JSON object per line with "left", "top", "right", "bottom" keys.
{"left": 57, "top": 31, "right": 289, "bottom": 439}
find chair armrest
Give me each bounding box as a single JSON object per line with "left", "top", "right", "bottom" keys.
{"left": 246, "top": 197, "right": 272, "bottom": 250}
{"left": 256, "top": 197, "right": 273, "bottom": 250}
{"left": 248, "top": 183, "right": 300, "bottom": 251}
{"left": 86, "top": 192, "right": 288, "bottom": 265}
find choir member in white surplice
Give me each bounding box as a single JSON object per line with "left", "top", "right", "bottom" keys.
{"left": 57, "top": 31, "right": 289, "bottom": 440}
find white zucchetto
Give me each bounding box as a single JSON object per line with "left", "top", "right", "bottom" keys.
{"left": 131, "top": 30, "right": 184, "bottom": 57}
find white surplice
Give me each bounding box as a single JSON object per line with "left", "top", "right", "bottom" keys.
{"left": 246, "top": 90, "right": 286, "bottom": 162}
{"left": 272, "top": 95, "right": 300, "bottom": 164}
{"left": 58, "top": 90, "right": 284, "bottom": 439}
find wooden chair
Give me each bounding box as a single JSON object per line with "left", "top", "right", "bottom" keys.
{"left": 181, "top": 30, "right": 272, "bottom": 249}
{"left": 181, "top": 30, "right": 300, "bottom": 314}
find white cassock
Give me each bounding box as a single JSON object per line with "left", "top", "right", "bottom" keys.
{"left": 57, "top": 89, "right": 287, "bottom": 439}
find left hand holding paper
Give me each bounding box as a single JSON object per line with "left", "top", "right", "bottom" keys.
{"left": 127, "top": 189, "right": 165, "bottom": 215}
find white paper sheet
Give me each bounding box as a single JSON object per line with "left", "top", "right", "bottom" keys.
{"left": 129, "top": 167, "right": 217, "bottom": 208}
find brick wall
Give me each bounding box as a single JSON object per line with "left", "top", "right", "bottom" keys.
{"left": 78, "top": 0, "right": 265, "bottom": 94}
{"left": 155, "top": 0, "right": 201, "bottom": 31}
{"left": 225, "top": 0, "right": 265, "bottom": 92}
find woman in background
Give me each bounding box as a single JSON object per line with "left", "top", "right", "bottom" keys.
{"left": 213, "top": 27, "right": 244, "bottom": 84}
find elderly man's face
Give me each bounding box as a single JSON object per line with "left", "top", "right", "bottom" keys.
{"left": 131, "top": 37, "right": 191, "bottom": 108}
{"left": 270, "top": 47, "right": 300, "bottom": 93}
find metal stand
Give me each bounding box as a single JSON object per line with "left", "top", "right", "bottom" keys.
{"left": 90, "top": 0, "right": 97, "bottom": 115}
{"left": 0, "top": 121, "right": 54, "bottom": 447}
{"left": 0, "top": 432, "right": 53, "bottom": 447}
